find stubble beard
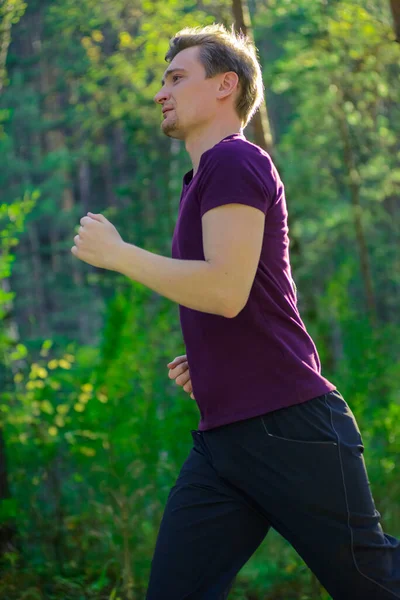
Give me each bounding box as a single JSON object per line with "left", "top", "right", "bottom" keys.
{"left": 161, "top": 113, "right": 182, "bottom": 139}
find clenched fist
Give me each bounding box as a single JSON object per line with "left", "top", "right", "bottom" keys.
{"left": 71, "top": 212, "right": 124, "bottom": 270}
{"left": 167, "top": 355, "right": 195, "bottom": 399}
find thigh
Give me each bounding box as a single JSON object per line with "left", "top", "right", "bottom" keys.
{"left": 256, "top": 390, "right": 400, "bottom": 599}
{"left": 146, "top": 430, "right": 271, "bottom": 600}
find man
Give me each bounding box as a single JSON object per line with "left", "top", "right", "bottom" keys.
{"left": 72, "top": 24, "right": 400, "bottom": 600}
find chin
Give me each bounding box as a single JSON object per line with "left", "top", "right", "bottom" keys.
{"left": 161, "top": 122, "right": 184, "bottom": 140}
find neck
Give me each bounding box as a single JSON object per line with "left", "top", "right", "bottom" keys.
{"left": 186, "top": 123, "right": 243, "bottom": 177}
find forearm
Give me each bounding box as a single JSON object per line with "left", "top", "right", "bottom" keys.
{"left": 113, "top": 242, "right": 233, "bottom": 318}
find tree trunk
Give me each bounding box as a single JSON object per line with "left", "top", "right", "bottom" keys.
{"left": 334, "top": 94, "right": 378, "bottom": 329}
{"left": 27, "top": 223, "right": 49, "bottom": 337}
{"left": 78, "top": 158, "right": 91, "bottom": 216}
{"left": 113, "top": 123, "right": 131, "bottom": 209}
{"left": 382, "top": 194, "right": 400, "bottom": 323}
{"left": 39, "top": 56, "right": 75, "bottom": 211}
{"left": 231, "top": 0, "right": 274, "bottom": 155}
{"left": 0, "top": 2, "right": 13, "bottom": 93}
{"left": 97, "top": 129, "right": 118, "bottom": 209}
{"left": 46, "top": 457, "right": 66, "bottom": 575}
{"left": 0, "top": 0, "right": 27, "bottom": 92}
{"left": 36, "top": 28, "right": 93, "bottom": 339}
{"left": 0, "top": 428, "right": 18, "bottom": 559}
{"left": 390, "top": 0, "right": 400, "bottom": 42}
{"left": 0, "top": 283, "right": 19, "bottom": 559}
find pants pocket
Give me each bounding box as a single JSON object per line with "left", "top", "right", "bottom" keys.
{"left": 259, "top": 392, "right": 340, "bottom": 446}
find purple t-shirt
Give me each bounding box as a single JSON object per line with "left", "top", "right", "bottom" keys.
{"left": 171, "top": 132, "right": 336, "bottom": 431}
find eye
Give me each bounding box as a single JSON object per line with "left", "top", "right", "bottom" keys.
{"left": 172, "top": 75, "right": 181, "bottom": 83}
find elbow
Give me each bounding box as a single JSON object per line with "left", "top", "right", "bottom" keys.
{"left": 224, "top": 298, "right": 246, "bottom": 319}
{"left": 226, "top": 310, "right": 239, "bottom": 319}
{"left": 220, "top": 299, "right": 237, "bottom": 319}
{"left": 226, "top": 307, "right": 242, "bottom": 319}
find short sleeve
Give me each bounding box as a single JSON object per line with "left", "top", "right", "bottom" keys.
{"left": 197, "top": 146, "right": 275, "bottom": 219}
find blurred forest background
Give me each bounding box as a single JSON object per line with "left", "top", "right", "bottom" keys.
{"left": 0, "top": 0, "right": 399, "bottom": 598}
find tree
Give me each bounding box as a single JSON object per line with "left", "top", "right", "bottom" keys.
{"left": 232, "top": 0, "right": 274, "bottom": 154}
{"left": 0, "top": 0, "right": 27, "bottom": 92}
{"left": 390, "top": 0, "right": 400, "bottom": 41}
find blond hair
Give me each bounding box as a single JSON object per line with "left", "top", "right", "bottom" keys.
{"left": 165, "top": 23, "right": 264, "bottom": 128}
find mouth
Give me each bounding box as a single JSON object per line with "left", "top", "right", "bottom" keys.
{"left": 162, "top": 108, "right": 173, "bottom": 116}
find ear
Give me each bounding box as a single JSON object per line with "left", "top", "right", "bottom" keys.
{"left": 217, "top": 72, "right": 239, "bottom": 99}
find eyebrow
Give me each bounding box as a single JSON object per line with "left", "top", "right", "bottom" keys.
{"left": 161, "top": 68, "right": 188, "bottom": 86}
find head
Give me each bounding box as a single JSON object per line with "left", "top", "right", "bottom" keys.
{"left": 154, "top": 23, "right": 264, "bottom": 139}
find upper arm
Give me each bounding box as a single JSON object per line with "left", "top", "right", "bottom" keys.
{"left": 202, "top": 203, "right": 265, "bottom": 318}
{"left": 198, "top": 146, "right": 275, "bottom": 317}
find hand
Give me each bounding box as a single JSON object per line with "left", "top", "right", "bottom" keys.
{"left": 71, "top": 212, "right": 124, "bottom": 270}
{"left": 167, "top": 354, "right": 195, "bottom": 399}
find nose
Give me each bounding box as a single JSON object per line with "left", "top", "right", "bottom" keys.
{"left": 154, "top": 87, "right": 170, "bottom": 104}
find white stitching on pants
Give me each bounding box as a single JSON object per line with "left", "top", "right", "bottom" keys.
{"left": 324, "top": 396, "right": 400, "bottom": 599}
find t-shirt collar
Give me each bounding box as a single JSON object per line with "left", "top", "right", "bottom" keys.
{"left": 183, "top": 132, "right": 245, "bottom": 187}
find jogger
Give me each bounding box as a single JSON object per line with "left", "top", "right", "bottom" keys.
{"left": 146, "top": 389, "right": 400, "bottom": 599}
{"left": 149, "top": 24, "right": 400, "bottom": 599}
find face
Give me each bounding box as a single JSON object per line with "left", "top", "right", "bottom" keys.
{"left": 154, "top": 46, "right": 234, "bottom": 140}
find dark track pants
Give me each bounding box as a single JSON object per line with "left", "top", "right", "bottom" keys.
{"left": 146, "top": 389, "right": 400, "bottom": 599}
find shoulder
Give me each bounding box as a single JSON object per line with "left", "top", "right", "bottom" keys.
{"left": 199, "top": 138, "right": 278, "bottom": 193}
{"left": 207, "top": 137, "right": 271, "bottom": 163}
